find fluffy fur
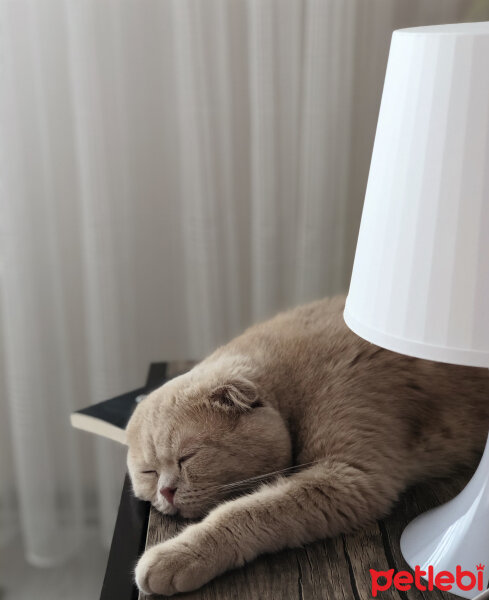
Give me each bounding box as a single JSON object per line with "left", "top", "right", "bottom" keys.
{"left": 126, "top": 296, "right": 489, "bottom": 596}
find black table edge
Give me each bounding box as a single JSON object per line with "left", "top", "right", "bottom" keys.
{"left": 99, "top": 363, "right": 168, "bottom": 600}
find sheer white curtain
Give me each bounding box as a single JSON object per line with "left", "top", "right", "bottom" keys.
{"left": 0, "top": 0, "right": 475, "bottom": 565}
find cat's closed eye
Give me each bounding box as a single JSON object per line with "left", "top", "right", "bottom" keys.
{"left": 141, "top": 470, "right": 157, "bottom": 475}
{"left": 178, "top": 451, "right": 197, "bottom": 468}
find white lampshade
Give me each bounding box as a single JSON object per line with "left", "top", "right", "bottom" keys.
{"left": 344, "top": 22, "right": 489, "bottom": 369}
{"left": 344, "top": 22, "right": 489, "bottom": 599}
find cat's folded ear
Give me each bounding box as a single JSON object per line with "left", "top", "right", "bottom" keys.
{"left": 209, "top": 376, "right": 263, "bottom": 412}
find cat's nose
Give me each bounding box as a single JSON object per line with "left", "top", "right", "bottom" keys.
{"left": 160, "top": 487, "right": 177, "bottom": 505}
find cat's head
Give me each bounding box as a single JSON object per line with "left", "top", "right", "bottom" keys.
{"left": 126, "top": 362, "right": 292, "bottom": 519}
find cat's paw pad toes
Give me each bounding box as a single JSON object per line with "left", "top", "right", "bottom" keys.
{"left": 135, "top": 541, "right": 214, "bottom": 596}
{"left": 134, "top": 546, "right": 164, "bottom": 596}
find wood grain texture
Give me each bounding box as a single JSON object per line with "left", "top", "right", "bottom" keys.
{"left": 139, "top": 471, "right": 472, "bottom": 600}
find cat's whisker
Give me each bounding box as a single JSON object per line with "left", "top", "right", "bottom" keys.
{"left": 178, "top": 472, "right": 283, "bottom": 498}
{"left": 224, "top": 460, "right": 321, "bottom": 491}
{"left": 178, "top": 460, "right": 323, "bottom": 501}
{"left": 180, "top": 482, "right": 259, "bottom": 499}
{"left": 218, "top": 460, "right": 323, "bottom": 490}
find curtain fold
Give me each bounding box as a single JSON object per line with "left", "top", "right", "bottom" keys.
{"left": 0, "top": 0, "right": 477, "bottom": 565}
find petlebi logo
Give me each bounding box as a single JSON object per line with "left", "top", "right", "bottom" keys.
{"left": 370, "top": 564, "right": 486, "bottom": 597}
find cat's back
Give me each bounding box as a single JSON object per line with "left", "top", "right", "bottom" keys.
{"left": 228, "top": 294, "right": 489, "bottom": 432}
{"left": 249, "top": 296, "right": 489, "bottom": 476}
{"left": 230, "top": 295, "right": 370, "bottom": 372}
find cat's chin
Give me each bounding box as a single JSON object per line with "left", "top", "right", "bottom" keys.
{"left": 153, "top": 502, "right": 179, "bottom": 517}
{"left": 177, "top": 507, "right": 203, "bottom": 520}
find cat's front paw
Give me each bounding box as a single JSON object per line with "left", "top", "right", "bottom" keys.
{"left": 135, "top": 534, "right": 225, "bottom": 596}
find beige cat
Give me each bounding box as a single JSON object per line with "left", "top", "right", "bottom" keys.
{"left": 127, "top": 295, "right": 489, "bottom": 596}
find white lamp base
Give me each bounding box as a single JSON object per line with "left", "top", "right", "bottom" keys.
{"left": 400, "top": 433, "right": 489, "bottom": 598}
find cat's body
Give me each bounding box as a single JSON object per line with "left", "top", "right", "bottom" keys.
{"left": 127, "top": 296, "right": 489, "bottom": 596}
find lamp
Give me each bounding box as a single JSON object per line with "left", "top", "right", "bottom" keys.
{"left": 344, "top": 22, "right": 489, "bottom": 599}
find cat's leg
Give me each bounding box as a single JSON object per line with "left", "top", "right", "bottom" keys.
{"left": 135, "top": 460, "right": 404, "bottom": 596}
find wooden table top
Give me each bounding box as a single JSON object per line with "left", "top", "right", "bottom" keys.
{"left": 139, "top": 471, "right": 472, "bottom": 600}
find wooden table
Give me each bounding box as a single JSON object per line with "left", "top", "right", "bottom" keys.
{"left": 100, "top": 469, "right": 475, "bottom": 600}
{"left": 138, "top": 473, "right": 473, "bottom": 600}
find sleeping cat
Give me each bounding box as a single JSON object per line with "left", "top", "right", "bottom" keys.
{"left": 126, "top": 295, "right": 489, "bottom": 596}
